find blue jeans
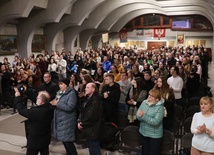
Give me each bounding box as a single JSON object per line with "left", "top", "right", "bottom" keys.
{"left": 86, "top": 139, "right": 101, "bottom": 155}
{"left": 118, "top": 103, "right": 128, "bottom": 112}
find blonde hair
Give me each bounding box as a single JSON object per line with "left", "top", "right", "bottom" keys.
{"left": 149, "top": 88, "right": 162, "bottom": 101}
{"left": 200, "top": 96, "right": 214, "bottom": 109}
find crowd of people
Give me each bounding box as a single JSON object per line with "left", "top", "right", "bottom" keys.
{"left": 0, "top": 44, "right": 213, "bottom": 155}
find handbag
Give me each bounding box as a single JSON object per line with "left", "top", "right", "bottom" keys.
{"left": 128, "top": 106, "right": 137, "bottom": 123}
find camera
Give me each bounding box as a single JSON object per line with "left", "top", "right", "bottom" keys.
{"left": 17, "top": 84, "right": 26, "bottom": 94}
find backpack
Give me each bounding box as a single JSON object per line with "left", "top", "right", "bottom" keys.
{"left": 100, "top": 122, "right": 120, "bottom": 151}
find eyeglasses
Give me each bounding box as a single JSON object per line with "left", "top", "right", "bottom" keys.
{"left": 37, "top": 97, "right": 43, "bottom": 100}
{"left": 149, "top": 94, "right": 154, "bottom": 97}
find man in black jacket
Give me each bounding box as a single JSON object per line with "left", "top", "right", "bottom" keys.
{"left": 38, "top": 72, "right": 59, "bottom": 101}
{"left": 101, "top": 73, "right": 120, "bottom": 125}
{"left": 14, "top": 89, "right": 54, "bottom": 155}
{"left": 78, "top": 82, "right": 103, "bottom": 155}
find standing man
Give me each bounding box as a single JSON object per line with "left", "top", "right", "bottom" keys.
{"left": 167, "top": 66, "right": 184, "bottom": 108}
{"left": 117, "top": 71, "right": 132, "bottom": 112}
{"left": 142, "top": 71, "right": 155, "bottom": 96}
{"left": 78, "top": 82, "right": 103, "bottom": 155}
{"left": 14, "top": 90, "right": 54, "bottom": 155}
{"left": 0, "top": 64, "right": 13, "bottom": 108}
{"left": 102, "top": 56, "right": 111, "bottom": 72}
{"left": 101, "top": 73, "right": 120, "bottom": 124}
{"left": 38, "top": 72, "right": 59, "bottom": 101}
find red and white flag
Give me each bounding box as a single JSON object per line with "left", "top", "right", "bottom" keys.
{"left": 154, "top": 28, "right": 166, "bottom": 39}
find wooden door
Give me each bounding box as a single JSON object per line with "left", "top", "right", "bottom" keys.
{"left": 147, "top": 41, "right": 166, "bottom": 50}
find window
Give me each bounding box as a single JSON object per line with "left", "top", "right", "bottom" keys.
{"left": 143, "top": 14, "right": 160, "bottom": 26}
{"left": 172, "top": 16, "right": 191, "bottom": 29}
{"left": 192, "top": 15, "right": 212, "bottom": 30}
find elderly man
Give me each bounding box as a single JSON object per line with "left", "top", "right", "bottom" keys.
{"left": 14, "top": 89, "right": 54, "bottom": 155}
{"left": 78, "top": 82, "right": 103, "bottom": 155}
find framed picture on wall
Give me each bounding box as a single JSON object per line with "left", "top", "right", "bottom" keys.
{"left": 186, "top": 40, "right": 192, "bottom": 46}
{"left": 200, "top": 40, "right": 206, "bottom": 46}
{"left": 0, "top": 35, "right": 17, "bottom": 54}
{"left": 135, "top": 41, "right": 140, "bottom": 47}
{"left": 129, "top": 40, "right": 134, "bottom": 46}
{"left": 139, "top": 41, "right": 145, "bottom": 48}
{"left": 177, "top": 33, "right": 185, "bottom": 45}
{"left": 193, "top": 40, "right": 199, "bottom": 46}
{"left": 32, "top": 35, "right": 46, "bottom": 52}
{"left": 169, "top": 40, "right": 175, "bottom": 47}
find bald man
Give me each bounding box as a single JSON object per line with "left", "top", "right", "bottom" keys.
{"left": 78, "top": 82, "right": 103, "bottom": 155}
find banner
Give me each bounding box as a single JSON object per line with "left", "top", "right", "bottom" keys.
{"left": 119, "top": 31, "right": 128, "bottom": 43}
{"left": 136, "top": 29, "right": 144, "bottom": 36}
{"left": 143, "top": 29, "right": 153, "bottom": 37}
{"left": 102, "top": 33, "right": 109, "bottom": 43}
{"left": 154, "top": 28, "right": 166, "bottom": 39}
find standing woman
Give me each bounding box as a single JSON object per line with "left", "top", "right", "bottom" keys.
{"left": 93, "top": 66, "right": 105, "bottom": 90}
{"left": 136, "top": 88, "right": 164, "bottom": 155}
{"left": 70, "top": 73, "right": 80, "bottom": 92}
{"left": 126, "top": 77, "right": 147, "bottom": 124}
{"left": 191, "top": 96, "right": 214, "bottom": 155}
{"left": 154, "top": 76, "right": 175, "bottom": 132}
{"left": 127, "top": 69, "right": 134, "bottom": 82}
{"left": 47, "top": 57, "right": 58, "bottom": 83}
{"left": 50, "top": 78, "right": 78, "bottom": 155}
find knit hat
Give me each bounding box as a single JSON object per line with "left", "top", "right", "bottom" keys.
{"left": 59, "top": 78, "right": 70, "bottom": 86}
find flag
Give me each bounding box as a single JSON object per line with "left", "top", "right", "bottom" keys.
{"left": 154, "top": 28, "right": 166, "bottom": 39}
{"left": 119, "top": 31, "right": 127, "bottom": 43}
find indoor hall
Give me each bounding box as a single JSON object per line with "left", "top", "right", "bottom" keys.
{"left": 0, "top": 62, "right": 213, "bottom": 155}
{"left": 0, "top": 0, "right": 214, "bottom": 155}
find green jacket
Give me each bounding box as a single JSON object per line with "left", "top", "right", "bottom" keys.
{"left": 136, "top": 98, "right": 164, "bottom": 138}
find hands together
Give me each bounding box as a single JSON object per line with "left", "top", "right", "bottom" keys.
{"left": 137, "top": 109, "right": 144, "bottom": 117}
{"left": 197, "top": 123, "right": 212, "bottom": 135}
{"left": 50, "top": 99, "right": 58, "bottom": 106}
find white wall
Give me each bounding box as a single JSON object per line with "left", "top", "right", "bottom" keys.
{"left": 55, "top": 31, "right": 64, "bottom": 52}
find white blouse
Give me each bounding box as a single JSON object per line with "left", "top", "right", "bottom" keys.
{"left": 191, "top": 112, "right": 214, "bottom": 153}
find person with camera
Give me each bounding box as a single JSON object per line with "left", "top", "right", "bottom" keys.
{"left": 14, "top": 87, "right": 54, "bottom": 155}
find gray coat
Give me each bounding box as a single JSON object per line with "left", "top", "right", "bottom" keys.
{"left": 53, "top": 87, "right": 77, "bottom": 142}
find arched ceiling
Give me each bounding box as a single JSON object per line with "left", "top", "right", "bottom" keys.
{"left": 0, "top": 0, "right": 213, "bottom": 56}
{"left": 1, "top": 0, "right": 213, "bottom": 31}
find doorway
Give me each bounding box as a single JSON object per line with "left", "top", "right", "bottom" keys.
{"left": 147, "top": 41, "right": 166, "bottom": 50}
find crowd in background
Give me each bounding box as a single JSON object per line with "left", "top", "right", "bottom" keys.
{"left": 0, "top": 44, "right": 212, "bottom": 154}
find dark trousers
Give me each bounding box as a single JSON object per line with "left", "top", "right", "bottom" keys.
{"left": 86, "top": 139, "right": 101, "bottom": 155}
{"left": 103, "top": 103, "right": 118, "bottom": 124}
{"left": 175, "top": 98, "right": 185, "bottom": 110}
{"left": 142, "top": 136, "right": 162, "bottom": 155}
{"left": 62, "top": 141, "right": 78, "bottom": 155}
{"left": 26, "top": 146, "right": 49, "bottom": 155}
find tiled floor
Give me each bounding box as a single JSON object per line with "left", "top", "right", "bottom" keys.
{"left": 0, "top": 63, "right": 213, "bottom": 155}
{"left": 0, "top": 108, "right": 126, "bottom": 155}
